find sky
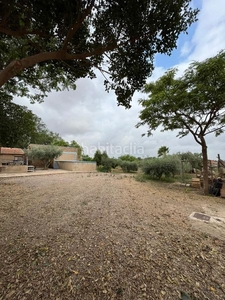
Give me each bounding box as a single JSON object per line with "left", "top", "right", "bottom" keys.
{"left": 14, "top": 0, "right": 225, "bottom": 159}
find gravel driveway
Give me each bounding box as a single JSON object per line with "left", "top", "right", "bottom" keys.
{"left": 0, "top": 172, "right": 225, "bottom": 299}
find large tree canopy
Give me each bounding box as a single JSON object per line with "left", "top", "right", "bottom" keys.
{"left": 0, "top": 0, "right": 198, "bottom": 107}
{"left": 137, "top": 51, "right": 225, "bottom": 194}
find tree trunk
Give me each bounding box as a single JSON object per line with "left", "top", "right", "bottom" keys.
{"left": 201, "top": 137, "right": 209, "bottom": 195}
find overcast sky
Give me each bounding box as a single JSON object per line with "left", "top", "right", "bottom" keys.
{"left": 14, "top": 0, "right": 225, "bottom": 159}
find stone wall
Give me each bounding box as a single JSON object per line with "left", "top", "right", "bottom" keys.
{"left": 57, "top": 161, "right": 96, "bottom": 172}
{"left": 0, "top": 165, "right": 28, "bottom": 173}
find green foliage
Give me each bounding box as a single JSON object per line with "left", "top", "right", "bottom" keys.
{"left": 82, "top": 154, "right": 93, "bottom": 162}
{"left": 0, "top": 95, "right": 39, "bottom": 148}
{"left": 110, "top": 158, "right": 120, "bottom": 169}
{"left": 93, "top": 152, "right": 120, "bottom": 172}
{"left": 98, "top": 157, "right": 112, "bottom": 172}
{"left": 0, "top": 93, "right": 82, "bottom": 155}
{"left": 0, "top": 1, "right": 198, "bottom": 107}
{"left": 52, "top": 138, "right": 69, "bottom": 147}
{"left": 93, "top": 150, "right": 102, "bottom": 166}
{"left": 27, "top": 145, "right": 63, "bottom": 169}
{"left": 118, "top": 155, "right": 137, "bottom": 162}
{"left": 157, "top": 146, "right": 169, "bottom": 157}
{"left": 137, "top": 51, "right": 225, "bottom": 194}
{"left": 142, "top": 156, "right": 180, "bottom": 179}
{"left": 176, "top": 151, "right": 202, "bottom": 170}
{"left": 97, "top": 165, "right": 108, "bottom": 172}
{"left": 120, "top": 161, "right": 138, "bottom": 173}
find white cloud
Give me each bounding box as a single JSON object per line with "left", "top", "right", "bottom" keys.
{"left": 180, "top": 40, "right": 193, "bottom": 58}
{"left": 187, "top": 0, "right": 225, "bottom": 61}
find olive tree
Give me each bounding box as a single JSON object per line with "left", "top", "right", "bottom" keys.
{"left": 27, "top": 145, "right": 63, "bottom": 169}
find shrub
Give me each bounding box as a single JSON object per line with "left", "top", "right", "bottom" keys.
{"left": 120, "top": 161, "right": 138, "bottom": 173}
{"left": 142, "top": 156, "right": 180, "bottom": 179}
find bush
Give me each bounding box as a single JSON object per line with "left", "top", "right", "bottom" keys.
{"left": 97, "top": 157, "right": 113, "bottom": 172}
{"left": 120, "top": 161, "right": 138, "bottom": 173}
{"left": 97, "top": 164, "right": 111, "bottom": 172}
{"left": 142, "top": 156, "right": 180, "bottom": 179}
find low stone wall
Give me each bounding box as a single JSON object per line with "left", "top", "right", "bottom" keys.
{"left": 57, "top": 161, "right": 96, "bottom": 172}
{"left": 0, "top": 165, "right": 28, "bottom": 173}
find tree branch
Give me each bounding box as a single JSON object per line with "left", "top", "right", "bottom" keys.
{"left": 0, "top": 27, "right": 47, "bottom": 37}
{"left": 61, "top": 0, "right": 95, "bottom": 52}
{"left": 0, "top": 41, "right": 117, "bottom": 87}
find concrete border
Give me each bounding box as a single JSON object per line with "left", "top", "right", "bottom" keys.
{"left": 189, "top": 212, "right": 225, "bottom": 224}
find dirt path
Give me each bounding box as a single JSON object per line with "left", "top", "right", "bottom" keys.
{"left": 0, "top": 173, "right": 224, "bottom": 300}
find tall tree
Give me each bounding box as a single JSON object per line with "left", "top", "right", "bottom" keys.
{"left": 137, "top": 51, "right": 225, "bottom": 194}
{"left": 93, "top": 149, "right": 102, "bottom": 166}
{"left": 0, "top": 0, "right": 198, "bottom": 107}
{"left": 0, "top": 94, "right": 39, "bottom": 148}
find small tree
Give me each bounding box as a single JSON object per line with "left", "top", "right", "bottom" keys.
{"left": 137, "top": 51, "right": 225, "bottom": 194}
{"left": 93, "top": 150, "right": 102, "bottom": 166}
{"left": 27, "top": 145, "right": 63, "bottom": 169}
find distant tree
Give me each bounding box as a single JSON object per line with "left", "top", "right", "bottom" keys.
{"left": 137, "top": 51, "right": 225, "bottom": 194}
{"left": 93, "top": 150, "right": 102, "bottom": 166}
{"left": 101, "top": 150, "right": 109, "bottom": 160}
{"left": 0, "top": 95, "right": 39, "bottom": 148}
{"left": 0, "top": 1, "right": 198, "bottom": 107}
{"left": 177, "top": 151, "right": 202, "bottom": 170}
{"left": 31, "top": 125, "right": 64, "bottom": 145}
{"left": 82, "top": 154, "right": 93, "bottom": 161}
{"left": 118, "top": 154, "right": 137, "bottom": 162}
{"left": 99, "top": 156, "right": 112, "bottom": 172}
{"left": 52, "top": 138, "right": 69, "bottom": 147}
{"left": 27, "top": 145, "right": 63, "bottom": 169}
{"left": 157, "top": 146, "right": 169, "bottom": 157}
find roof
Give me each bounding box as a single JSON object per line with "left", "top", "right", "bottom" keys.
{"left": 0, "top": 147, "right": 24, "bottom": 155}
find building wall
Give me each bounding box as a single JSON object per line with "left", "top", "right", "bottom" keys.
{"left": 56, "top": 146, "right": 79, "bottom": 160}
{"left": 0, "top": 165, "right": 28, "bottom": 173}
{"left": 58, "top": 161, "right": 96, "bottom": 172}
{"left": 0, "top": 154, "right": 25, "bottom": 165}
{"left": 55, "top": 151, "right": 77, "bottom": 161}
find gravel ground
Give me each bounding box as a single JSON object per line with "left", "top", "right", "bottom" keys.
{"left": 0, "top": 172, "right": 225, "bottom": 300}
